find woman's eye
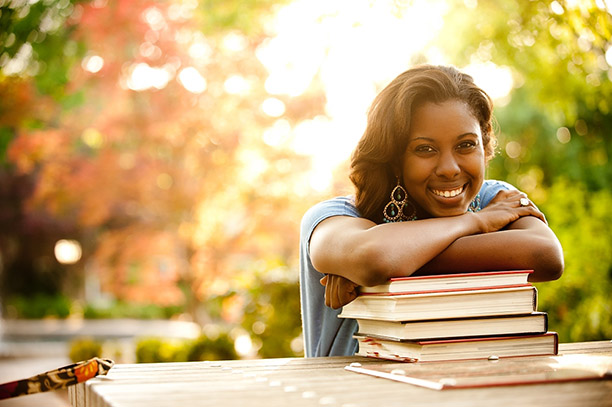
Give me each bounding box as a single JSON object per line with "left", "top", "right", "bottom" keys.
{"left": 457, "top": 140, "right": 477, "bottom": 150}
{"left": 415, "top": 145, "right": 435, "bottom": 154}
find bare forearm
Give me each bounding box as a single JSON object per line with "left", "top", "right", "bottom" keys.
{"left": 416, "top": 222, "right": 564, "bottom": 281}
{"left": 327, "top": 213, "right": 483, "bottom": 286}
{"left": 314, "top": 190, "right": 563, "bottom": 310}
{"left": 311, "top": 191, "right": 562, "bottom": 287}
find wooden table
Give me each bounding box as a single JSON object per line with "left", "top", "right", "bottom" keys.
{"left": 70, "top": 341, "right": 612, "bottom": 407}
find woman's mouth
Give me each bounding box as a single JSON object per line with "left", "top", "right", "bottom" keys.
{"left": 430, "top": 185, "right": 465, "bottom": 198}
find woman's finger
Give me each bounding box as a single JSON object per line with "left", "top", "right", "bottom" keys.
{"left": 514, "top": 194, "right": 548, "bottom": 224}
{"left": 335, "top": 282, "right": 343, "bottom": 309}
{"left": 338, "top": 279, "right": 350, "bottom": 307}
{"left": 324, "top": 276, "right": 332, "bottom": 307}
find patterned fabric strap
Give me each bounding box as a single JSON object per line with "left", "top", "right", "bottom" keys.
{"left": 0, "top": 357, "right": 114, "bottom": 400}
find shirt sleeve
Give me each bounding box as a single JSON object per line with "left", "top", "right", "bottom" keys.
{"left": 479, "top": 180, "right": 517, "bottom": 208}
{"left": 300, "top": 196, "right": 361, "bottom": 260}
{"left": 299, "top": 196, "right": 361, "bottom": 357}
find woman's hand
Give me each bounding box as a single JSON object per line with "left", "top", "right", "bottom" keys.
{"left": 474, "top": 189, "right": 546, "bottom": 233}
{"left": 320, "top": 274, "right": 360, "bottom": 309}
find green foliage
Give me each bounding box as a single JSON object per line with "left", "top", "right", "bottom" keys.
{"left": 441, "top": 0, "right": 612, "bottom": 119}
{"left": 197, "top": 0, "right": 289, "bottom": 35}
{"left": 186, "top": 332, "right": 237, "bottom": 361}
{"left": 535, "top": 177, "right": 612, "bottom": 342}
{"left": 135, "top": 332, "right": 237, "bottom": 363}
{"left": 83, "top": 301, "right": 184, "bottom": 320}
{"left": 5, "top": 294, "right": 72, "bottom": 319}
{"left": 135, "top": 337, "right": 189, "bottom": 363}
{"left": 0, "top": 1, "right": 89, "bottom": 100}
{"left": 0, "top": 127, "right": 11, "bottom": 164}
{"left": 241, "top": 279, "right": 303, "bottom": 358}
{"left": 68, "top": 337, "right": 103, "bottom": 362}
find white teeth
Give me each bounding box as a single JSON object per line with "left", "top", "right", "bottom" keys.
{"left": 432, "top": 186, "right": 463, "bottom": 198}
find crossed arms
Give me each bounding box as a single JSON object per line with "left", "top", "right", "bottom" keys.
{"left": 310, "top": 189, "right": 564, "bottom": 309}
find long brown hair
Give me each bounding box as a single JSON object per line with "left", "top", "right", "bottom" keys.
{"left": 349, "top": 65, "right": 496, "bottom": 223}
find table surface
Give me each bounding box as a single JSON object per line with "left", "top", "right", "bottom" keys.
{"left": 70, "top": 341, "right": 612, "bottom": 407}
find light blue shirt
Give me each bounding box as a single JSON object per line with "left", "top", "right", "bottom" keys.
{"left": 298, "top": 180, "right": 516, "bottom": 357}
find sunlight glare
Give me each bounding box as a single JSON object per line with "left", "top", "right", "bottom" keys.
{"left": 550, "top": 1, "right": 565, "bottom": 15}
{"left": 605, "top": 46, "right": 612, "bottom": 67}
{"left": 596, "top": 0, "right": 612, "bottom": 12}
{"left": 256, "top": 3, "right": 326, "bottom": 96}
{"left": 309, "top": 168, "right": 332, "bottom": 192}
{"left": 234, "top": 333, "right": 253, "bottom": 357}
{"left": 126, "top": 62, "right": 172, "bottom": 91}
{"left": 188, "top": 40, "right": 213, "bottom": 62}
{"left": 178, "top": 67, "right": 207, "bottom": 93}
{"left": 291, "top": 116, "right": 331, "bottom": 156}
{"left": 224, "top": 75, "right": 251, "bottom": 95}
{"left": 143, "top": 7, "right": 167, "bottom": 31}
{"left": 261, "top": 97, "right": 286, "bottom": 117}
{"left": 259, "top": 0, "right": 449, "bottom": 192}
{"left": 222, "top": 32, "right": 248, "bottom": 53}
{"left": 464, "top": 62, "right": 514, "bottom": 105}
{"left": 82, "top": 55, "right": 104, "bottom": 73}
{"left": 168, "top": 0, "right": 198, "bottom": 20}
{"left": 239, "top": 149, "right": 269, "bottom": 184}
{"left": 263, "top": 119, "right": 291, "bottom": 147}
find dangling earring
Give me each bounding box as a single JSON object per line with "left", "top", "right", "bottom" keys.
{"left": 467, "top": 194, "right": 481, "bottom": 213}
{"left": 401, "top": 197, "right": 417, "bottom": 221}
{"left": 383, "top": 180, "right": 417, "bottom": 222}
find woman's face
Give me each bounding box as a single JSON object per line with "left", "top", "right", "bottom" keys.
{"left": 401, "top": 99, "right": 485, "bottom": 218}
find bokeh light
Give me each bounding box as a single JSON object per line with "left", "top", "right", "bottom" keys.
{"left": 178, "top": 66, "right": 207, "bottom": 93}
{"left": 54, "top": 240, "right": 83, "bottom": 265}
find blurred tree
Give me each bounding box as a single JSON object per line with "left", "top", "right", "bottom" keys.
{"left": 239, "top": 261, "right": 303, "bottom": 357}
{"left": 0, "top": 0, "right": 89, "bottom": 302}
{"left": 1, "top": 0, "right": 320, "bottom": 341}
{"left": 536, "top": 179, "right": 612, "bottom": 342}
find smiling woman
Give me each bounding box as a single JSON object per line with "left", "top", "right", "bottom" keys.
{"left": 298, "top": 65, "right": 564, "bottom": 357}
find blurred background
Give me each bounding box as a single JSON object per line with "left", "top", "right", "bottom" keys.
{"left": 0, "top": 0, "right": 611, "bottom": 389}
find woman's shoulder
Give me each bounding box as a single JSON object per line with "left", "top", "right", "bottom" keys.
{"left": 300, "top": 196, "right": 360, "bottom": 234}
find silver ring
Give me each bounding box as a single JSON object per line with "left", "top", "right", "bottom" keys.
{"left": 519, "top": 197, "right": 530, "bottom": 207}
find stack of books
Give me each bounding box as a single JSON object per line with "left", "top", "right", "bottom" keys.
{"left": 339, "top": 270, "right": 558, "bottom": 362}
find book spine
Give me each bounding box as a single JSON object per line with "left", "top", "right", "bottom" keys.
{"left": 361, "top": 283, "right": 533, "bottom": 296}
{"left": 386, "top": 270, "right": 533, "bottom": 282}
{"left": 551, "top": 331, "right": 559, "bottom": 355}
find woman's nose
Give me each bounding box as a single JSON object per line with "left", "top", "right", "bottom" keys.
{"left": 435, "top": 151, "right": 461, "bottom": 178}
